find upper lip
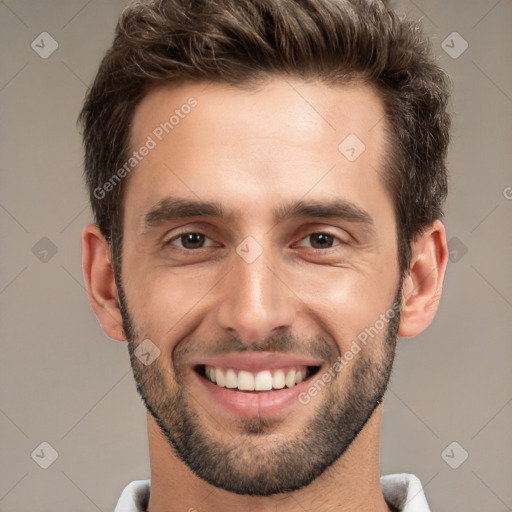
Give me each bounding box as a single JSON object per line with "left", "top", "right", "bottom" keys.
{"left": 191, "top": 353, "right": 324, "bottom": 373}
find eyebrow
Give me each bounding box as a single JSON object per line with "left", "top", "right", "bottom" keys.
{"left": 142, "top": 196, "right": 375, "bottom": 235}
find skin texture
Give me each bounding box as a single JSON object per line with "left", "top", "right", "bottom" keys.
{"left": 82, "top": 78, "right": 448, "bottom": 512}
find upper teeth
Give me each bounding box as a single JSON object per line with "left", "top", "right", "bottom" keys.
{"left": 205, "top": 365, "right": 309, "bottom": 391}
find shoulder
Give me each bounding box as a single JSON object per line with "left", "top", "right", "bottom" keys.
{"left": 114, "top": 479, "right": 150, "bottom": 512}
{"left": 380, "top": 473, "right": 431, "bottom": 512}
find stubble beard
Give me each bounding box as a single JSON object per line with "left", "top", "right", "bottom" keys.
{"left": 117, "top": 271, "right": 402, "bottom": 496}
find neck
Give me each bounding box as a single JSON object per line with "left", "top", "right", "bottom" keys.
{"left": 146, "top": 406, "right": 391, "bottom": 512}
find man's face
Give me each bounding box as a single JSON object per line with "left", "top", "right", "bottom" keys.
{"left": 118, "top": 78, "right": 402, "bottom": 495}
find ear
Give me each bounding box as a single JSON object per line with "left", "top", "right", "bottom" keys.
{"left": 398, "top": 220, "right": 449, "bottom": 338}
{"left": 82, "top": 223, "right": 126, "bottom": 341}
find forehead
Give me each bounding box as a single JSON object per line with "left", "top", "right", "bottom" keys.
{"left": 131, "top": 78, "right": 386, "bottom": 154}
{"left": 126, "top": 78, "right": 391, "bottom": 229}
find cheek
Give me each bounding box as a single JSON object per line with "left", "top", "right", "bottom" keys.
{"left": 288, "top": 261, "right": 399, "bottom": 353}
{"left": 123, "top": 264, "right": 224, "bottom": 351}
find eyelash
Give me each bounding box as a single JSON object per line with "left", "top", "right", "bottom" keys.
{"left": 164, "top": 231, "right": 345, "bottom": 252}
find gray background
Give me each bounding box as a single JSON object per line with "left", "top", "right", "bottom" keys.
{"left": 1, "top": 0, "right": 511, "bottom": 510}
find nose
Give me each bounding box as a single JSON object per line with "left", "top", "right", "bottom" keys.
{"left": 215, "top": 247, "right": 297, "bottom": 345}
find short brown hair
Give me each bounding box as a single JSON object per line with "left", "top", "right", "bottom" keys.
{"left": 79, "top": 0, "right": 450, "bottom": 275}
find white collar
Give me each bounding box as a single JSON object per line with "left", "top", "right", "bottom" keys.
{"left": 115, "top": 473, "right": 431, "bottom": 511}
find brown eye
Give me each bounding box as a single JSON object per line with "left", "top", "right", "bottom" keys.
{"left": 295, "top": 232, "right": 342, "bottom": 250}
{"left": 309, "top": 233, "right": 335, "bottom": 249}
{"left": 166, "top": 232, "right": 215, "bottom": 250}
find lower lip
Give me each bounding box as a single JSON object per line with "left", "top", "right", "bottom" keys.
{"left": 194, "top": 369, "right": 317, "bottom": 418}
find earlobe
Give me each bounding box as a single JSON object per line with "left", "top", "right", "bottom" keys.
{"left": 82, "top": 223, "right": 126, "bottom": 341}
{"left": 398, "top": 220, "right": 448, "bottom": 338}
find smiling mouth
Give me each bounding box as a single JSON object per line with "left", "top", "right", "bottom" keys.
{"left": 194, "top": 364, "right": 321, "bottom": 393}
